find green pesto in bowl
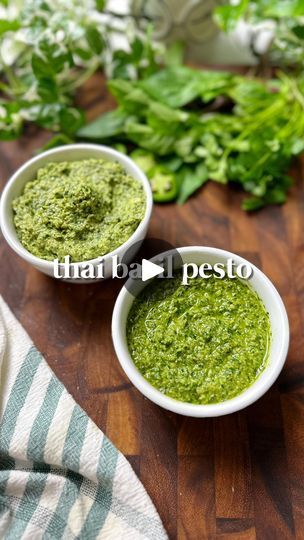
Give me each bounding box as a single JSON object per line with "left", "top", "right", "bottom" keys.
{"left": 12, "top": 159, "right": 146, "bottom": 262}
{"left": 127, "top": 274, "right": 271, "bottom": 404}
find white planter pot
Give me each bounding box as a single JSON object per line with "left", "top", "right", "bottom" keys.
{"left": 131, "top": 0, "right": 258, "bottom": 64}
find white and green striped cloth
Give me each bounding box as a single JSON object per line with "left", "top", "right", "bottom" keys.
{"left": 0, "top": 296, "right": 167, "bottom": 540}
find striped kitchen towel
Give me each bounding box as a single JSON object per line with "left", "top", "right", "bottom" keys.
{"left": 0, "top": 296, "right": 167, "bottom": 540}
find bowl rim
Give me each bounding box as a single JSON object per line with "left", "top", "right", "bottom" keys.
{"left": 112, "top": 245, "right": 290, "bottom": 417}
{"left": 0, "top": 143, "right": 153, "bottom": 269}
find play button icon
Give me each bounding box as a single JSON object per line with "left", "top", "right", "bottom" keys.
{"left": 121, "top": 238, "right": 183, "bottom": 297}
{"left": 141, "top": 259, "right": 165, "bottom": 282}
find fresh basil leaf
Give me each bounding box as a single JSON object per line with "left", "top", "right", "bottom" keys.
{"left": 108, "top": 79, "right": 137, "bottom": 100}
{"left": 38, "top": 41, "right": 71, "bottom": 73}
{"left": 77, "top": 109, "right": 128, "bottom": 139}
{"left": 148, "top": 102, "right": 188, "bottom": 124}
{"left": 86, "top": 26, "right": 104, "bottom": 54}
{"left": 108, "top": 80, "right": 151, "bottom": 112}
{"left": 140, "top": 66, "right": 202, "bottom": 108}
{"left": 140, "top": 67, "right": 235, "bottom": 108}
{"left": 177, "top": 164, "right": 209, "bottom": 203}
{"left": 36, "top": 77, "right": 58, "bottom": 102}
{"left": 125, "top": 122, "right": 176, "bottom": 154}
{"left": 74, "top": 47, "right": 92, "bottom": 61}
{"left": 32, "top": 53, "right": 54, "bottom": 79}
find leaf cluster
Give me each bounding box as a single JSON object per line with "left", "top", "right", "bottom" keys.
{"left": 0, "top": 0, "right": 162, "bottom": 139}
{"left": 78, "top": 66, "right": 304, "bottom": 209}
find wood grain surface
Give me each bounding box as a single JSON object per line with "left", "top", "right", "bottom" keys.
{"left": 1, "top": 74, "right": 304, "bottom": 540}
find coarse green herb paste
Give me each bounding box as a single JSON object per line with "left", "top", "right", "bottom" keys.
{"left": 13, "top": 159, "right": 146, "bottom": 262}
{"left": 127, "top": 275, "right": 271, "bottom": 404}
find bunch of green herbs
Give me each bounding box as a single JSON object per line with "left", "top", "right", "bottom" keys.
{"left": 1, "top": 0, "right": 304, "bottom": 210}
{"left": 78, "top": 66, "right": 304, "bottom": 210}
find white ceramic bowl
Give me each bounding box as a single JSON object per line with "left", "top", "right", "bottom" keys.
{"left": 0, "top": 144, "right": 153, "bottom": 283}
{"left": 112, "top": 246, "right": 289, "bottom": 417}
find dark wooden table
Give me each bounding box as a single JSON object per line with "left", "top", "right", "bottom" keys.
{"left": 1, "top": 75, "right": 304, "bottom": 540}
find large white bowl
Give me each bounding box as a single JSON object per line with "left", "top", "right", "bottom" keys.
{"left": 0, "top": 144, "right": 153, "bottom": 283}
{"left": 112, "top": 246, "right": 289, "bottom": 417}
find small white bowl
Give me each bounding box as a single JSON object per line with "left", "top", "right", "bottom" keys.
{"left": 112, "top": 246, "right": 289, "bottom": 417}
{"left": 0, "top": 144, "right": 153, "bottom": 282}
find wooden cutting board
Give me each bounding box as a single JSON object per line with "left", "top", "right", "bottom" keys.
{"left": 1, "top": 73, "right": 303, "bottom": 539}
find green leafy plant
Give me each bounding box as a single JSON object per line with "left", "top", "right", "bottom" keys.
{"left": 0, "top": 0, "right": 162, "bottom": 140}
{"left": 78, "top": 66, "right": 304, "bottom": 209}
